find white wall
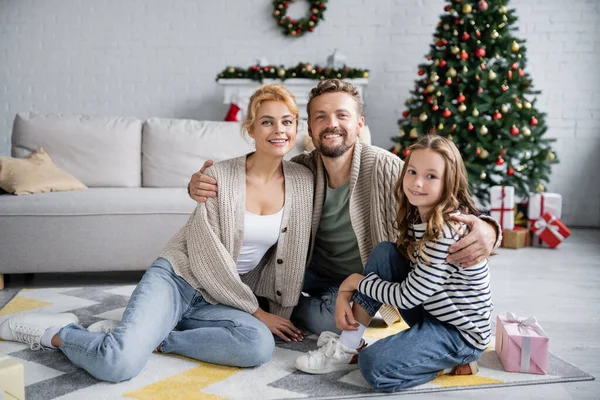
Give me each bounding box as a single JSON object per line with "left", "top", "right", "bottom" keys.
{"left": 1, "top": 0, "right": 599, "bottom": 226}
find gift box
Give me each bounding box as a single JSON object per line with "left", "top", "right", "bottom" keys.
{"left": 495, "top": 313, "right": 549, "bottom": 375}
{"left": 0, "top": 353, "right": 25, "bottom": 400}
{"left": 531, "top": 211, "right": 571, "bottom": 249}
{"left": 527, "top": 193, "right": 562, "bottom": 247}
{"left": 501, "top": 227, "right": 530, "bottom": 249}
{"left": 490, "top": 186, "right": 515, "bottom": 230}
{"left": 514, "top": 201, "right": 529, "bottom": 228}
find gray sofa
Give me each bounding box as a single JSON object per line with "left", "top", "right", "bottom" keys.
{"left": 0, "top": 112, "right": 307, "bottom": 288}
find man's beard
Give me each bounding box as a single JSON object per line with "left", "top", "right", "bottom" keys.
{"left": 317, "top": 127, "right": 353, "bottom": 158}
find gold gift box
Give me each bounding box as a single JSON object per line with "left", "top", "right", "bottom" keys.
{"left": 501, "top": 228, "right": 530, "bottom": 249}
{"left": 0, "top": 353, "right": 25, "bottom": 400}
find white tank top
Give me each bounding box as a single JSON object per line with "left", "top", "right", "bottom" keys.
{"left": 236, "top": 208, "right": 284, "bottom": 275}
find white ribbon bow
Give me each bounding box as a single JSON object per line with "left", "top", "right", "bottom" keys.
{"left": 503, "top": 312, "right": 548, "bottom": 373}
{"left": 533, "top": 215, "right": 565, "bottom": 241}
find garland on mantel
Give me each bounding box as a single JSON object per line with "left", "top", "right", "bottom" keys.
{"left": 216, "top": 63, "right": 369, "bottom": 82}
{"left": 273, "top": 0, "right": 327, "bottom": 37}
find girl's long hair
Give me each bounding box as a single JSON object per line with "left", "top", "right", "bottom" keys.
{"left": 393, "top": 135, "right": 479, "bottom": 262}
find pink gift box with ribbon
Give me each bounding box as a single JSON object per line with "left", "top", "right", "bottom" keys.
{"left": 495, "top": 313, "right": 549, "bottom": 375}
{"left": 531, "top": 211, "right": 571, "bottom": 249}
{"left": 490, "top": 186, "right": 515, "bottom": 230}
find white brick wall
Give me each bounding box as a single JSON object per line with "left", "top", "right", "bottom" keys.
{"left": 1, "top": 0, "right": 598, "bottom": 226}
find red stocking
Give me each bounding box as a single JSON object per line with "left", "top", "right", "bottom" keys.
{"left": 224, "top": 103, "right": 241, "bottom": 122}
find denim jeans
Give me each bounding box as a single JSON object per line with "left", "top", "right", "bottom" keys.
{"left": 354, "top": 242, "right": 483, "bottom": 392}
{"left": 58, "top": 258, "right": 274, "bottom": 383}
{"left": 291, "top": 267, "right": 342, "bottom": 335}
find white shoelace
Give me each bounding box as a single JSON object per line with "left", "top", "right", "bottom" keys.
{"left": 12, "top": 325, "right": 45, "bottom": 351}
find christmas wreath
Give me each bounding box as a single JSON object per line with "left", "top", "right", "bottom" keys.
{"left": 216, "top": 62, "right": 369, "bottom": 82}
{"left": 272, "top": 0, "right": 327, "bottom": 37}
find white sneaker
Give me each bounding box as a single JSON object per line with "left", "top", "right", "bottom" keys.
{"left": 0, "top": 313, "right": 79, "bottom": 350}
{"left": 295, "top": 331, "right": 367, "bottom": 374}
{"left": 87, "top": 320, "right": 120, "bottom": 334}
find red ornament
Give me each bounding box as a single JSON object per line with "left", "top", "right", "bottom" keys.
{"left": 296, "top": 29, "right": 302, "bottom": 34}
{"left": 451, "top": 124, "right": 456, "bottom": 131}
{"left": 508, "top": 70, "right": 513, "bottom": 79}
{"left": 403, "top": 149, "right": 410, "bottom": 157}
{"left": 440, "top": 60, "right": 447, "bottom": 67}
{"left": 518, "top": 68, "right": 525, "bottom": 77}
{"left": 478, "top": 87, "right": 484, "bottom": 93}
{"left": 461, "top": 32, "right": 470, "bottom": 41}
{"left": 480, "top": 63, "right": 486, "bottom": 70}
{"left": 442, "top": 109, "right": 452, "bottom": 118}
{"left": 316, "top": 67, "right": 323, "bottom": 73}
{"left": 263, "top": 67, "right": 270, "bottom": 72}
{"left": 418, "top": 69, "right": 425, "bottom": 76}
{"left": 478, "top": 0, "right": 488, "bottom": 11}
{"left": 475, "top": 75, "right": 480, "bottom": 81}
{"left": 446, "top": 78, "right": 452, "bottom": 85}
{"left": 319, "top": 3, "right": 325, "bottom": 9}
{"left": 475, "top": 30, "right": 481, "bottom": 37}
{"left": 460, "top": 51, "right": 469, "bottom": 60}
{"left": 444, "top": 5, "right": 451, "bottom": 11}
{"left": 283, "top": 2, "right": 289, "bottom": 7}
{"left": 474, "top": 48, "right": 486, "bottom": 58}
{"left": 309, "top": 28, "right": 314, "bottom": 32}
{"left": 427, "top": 96, "right": 434, "bottom": 104}
{"left": 286, "top": 16, "right": 291, "bottom": 21}
{"left": 493, "top": 112, "right": 502, "bottom": 120}
{"left": 499, "top": 149, "right": 508, "bottom": 156}
{"left": 507, "top": 167, "right": 515, "bottom": 176}
{"left": 530, "top": 117, "right": 538, "bottom": 126}
{"left": 402, "top": 111, "right": 409, "bottom": 117}
{"left": 502, "top": 85, "right": 509, "bottom": 92}
{"left": 511, "top": 63, "right": 519, "bottom": 70}
{"left": 454, "top": 18, "right": 463, "bottom": 25}
{"left": 432, "top": 104, "right": 439, "bottom": 111}
{"left": 457, "top": 94, "right": 466, "bottom": 103}
{"left": 311, "top": 15, "right": 317, "bottom": 21}
{"left": 510, "top": 126, "right": 520, "bottom": 135}
{"left": 468, "top": 123, "right": 474, "bottom": 131}
{"left": 436, "top": 39, "right": 444, "bottom": 47}
{"left": 476, "top": 148, "right": 482, "bottom": 155}
{"left": 496, "top": 157, "right": 505, "bottom": 166}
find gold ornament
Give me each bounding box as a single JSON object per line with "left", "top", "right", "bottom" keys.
{"left": 399, "top": 130, "right": 405, "bottom": 138}
{"left": 536, "top": 183, "right": 545, "bottom": 193}
{"left": 409, "top": 128, "right": 419, "bottom": 138}
{"left": 480, "top": 149, "right": 489, "bottom": 159}
{"left": 458, "top": 104, "right": 467, "bottom": 112}
{"left": 451, "top": 46, "right": 460, "bottom": 54}
{"left": 448, "top": 134, "right": 453, "bottom": 141}
{"left": 501, "top": 104, "right": 509, "bottom": 113}
{"left": 438, "top": 123, "right": 444, "bottom": 130}
{"left": 312, "top": 8, "right": 318, "bottom": 13}
{"left": 472, "top": 108, "right": 480, "bottom": 117}
{"left": 498, "top": 23, "right": 504, "bottom": 28}
{"left": 503, "top": 15, "right": 508, "bottom": 22}
{"left": 512, "top": 41, "right": 520, "bottom": 52}
{"left": 448, "top": 67, "right": 457, "bottom": 77}
{"left": 525, "top": 150, "right": 532, "bottom": 158}
{"left": 443, "top": 24, "right": 450, "bottom": 30}
{"left": 546, "top": 152, "right": 556, "bottom": 161}
{"left": 522, "top": 127, "right": 531, "bottom": 136}
{"left": 430, "top": 73, "right": 439, "bottom": 82}
{"left": 462, "top": 3, "right": 473, "bottom": 13}
{"left": 499, "top": 5, "right": 508, "bottom": 13}
{"left": 453, "top": 29, "right": 459, "bottom": 36}
{"left": 309, "top": 21, "right": 315, "bottom": 27}
{"left": 480, "top": 171, "right": 487, "bottom": 179}
{"left": 274, "top": 10, "right": 280, "bottom": 16}
{"left": 491, "top": 30, "right": 499, "bottom": 39}
{"left": 277, "top": 68, "right": 286, "bottom": 77}
{"left": 305, "top": 64, "right": 313, "bottom": 72}
{"left": 290, "top": 30, "right": 297, "bottom": 36}
{"left": 363, "top": 71, "right": 369, "bottom": 78}
{"left": 433, "top": 59, "right": 440, "bottom": 66}
{"left": 419, "top": 113, "right": 428, "bottom": 121}
{"left": 524, "top": 101, "right": 532, "bottom": 109}
{"left": 488, "top": 70, "right": 497, "bottom": 80}
{"left": 227, "top": 67, "right": 235, "bottom": 73}
{"left": 516, "top": 102, "right": 523, "bottom": 109}
{"left": 463, "top": 66, "right": 468, "bottom": 72}
{"left": 436, "top": 91, "right": 442, "bottom": 97}
{"left": 480, "top": 125, "right": 489, "bottom": 135}
{"left": 427, "top": 84, "right": 435, "bottom": 92}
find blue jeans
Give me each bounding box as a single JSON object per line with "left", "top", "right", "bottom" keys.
{"left": 58, "top": 258, "right": 274, "bottom": 383}
{"left": 291, "top": 267, "right": 341, "bottom": 335}
{"left": 354, "top": 242, "right": 483, "bottom": 392}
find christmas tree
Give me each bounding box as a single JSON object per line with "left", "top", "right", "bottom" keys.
{"left": 391, "top": 0, "right": 557, "bottom": 205}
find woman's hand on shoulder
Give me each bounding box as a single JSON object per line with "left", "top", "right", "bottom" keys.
{"left": 252, "top": 308, "right": 304, "bottom": 342}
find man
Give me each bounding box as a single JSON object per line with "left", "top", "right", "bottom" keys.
{"left": 188, "top": 79, "right": 500, "bottom": 335}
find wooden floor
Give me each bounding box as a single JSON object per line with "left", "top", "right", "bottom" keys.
{"left": 1, "top": 228, "right": 599, "bottom": 399}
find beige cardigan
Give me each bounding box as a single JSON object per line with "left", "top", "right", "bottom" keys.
{"left": 160, "top": 155, "right": 314, "bottom": 319}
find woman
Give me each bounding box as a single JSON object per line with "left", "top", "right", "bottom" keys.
{"left": 0, "top": 84, "right": 314, "bottom": 382}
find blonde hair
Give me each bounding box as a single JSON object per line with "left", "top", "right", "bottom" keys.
{"left": 306, "top": 79, "right": 363, "bottom": 121}
{"left": 242, "top": 84, "right": 298, "bottom": 138}
{"left": 393, "top": 135, "right": 479, "bottom": 262}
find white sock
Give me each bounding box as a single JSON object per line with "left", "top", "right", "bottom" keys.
{"left": 339, "top": 322, "right": 367, "bottom": 349}
{"left": 40, "top": 326, "right": 62, "bottom": 349}
{"left": 442, "top": 367, "right": 453, "bottom": 374}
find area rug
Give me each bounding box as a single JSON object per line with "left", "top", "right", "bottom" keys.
{"left": 0, "top": 286, "right": 594, "bottom": 400}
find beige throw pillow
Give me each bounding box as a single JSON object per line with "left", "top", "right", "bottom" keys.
{"left": 302, "top": 125, "right": 372, "bottom": 152}
{"left": 0, "top": 148, "right": 87, "bottom": 195}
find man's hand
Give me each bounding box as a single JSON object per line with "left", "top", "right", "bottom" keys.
{"left": 339, "top": 273, "right": 364, "bottom": 293}
{"left": 253, "top": 308, "right": 304, "bottom": 342}
{"left": 188, "top": 160, "right": 217, "bottom": 203}
{"left": 335, "top": 292, "right": 357, "bottom": 331}
{"left": 447, "top": 214, "right": 497, "bottom": 267}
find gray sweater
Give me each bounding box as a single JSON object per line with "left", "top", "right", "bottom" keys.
{"left": 160, "top": 155, "right": 314, "bottom": 319}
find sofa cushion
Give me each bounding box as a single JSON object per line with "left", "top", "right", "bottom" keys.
{"left": 0, "top": 148, "right": 87, "bottom": 195}
{"left": 11, "top": 112, "right": 143, "bottom": 187}
{"left": 0, "top": 187, "right": 196, "bottom": 216}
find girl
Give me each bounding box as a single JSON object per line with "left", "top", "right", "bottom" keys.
{"left": 0, "top": 84, "right": 314, "bottom": 382}
{"left": 295, "top": 135, "right": 492, "bottom": 392}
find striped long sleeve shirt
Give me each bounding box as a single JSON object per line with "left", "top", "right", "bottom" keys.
{"left": 357, "top": 219, "right": 493, "bottom": 349}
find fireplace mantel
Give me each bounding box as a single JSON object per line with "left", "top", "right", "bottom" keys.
{"left": 217, "top": 78, "right": 368, "bottom": 120}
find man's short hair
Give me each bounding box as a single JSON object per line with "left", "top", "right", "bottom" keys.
{"left": 306, "top": 79, "right": 363, "bottom": 119}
